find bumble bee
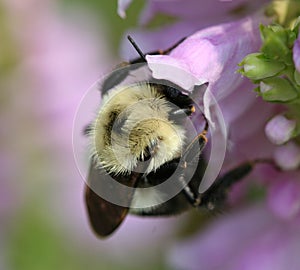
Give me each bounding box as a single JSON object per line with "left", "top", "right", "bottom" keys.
{"left": 84, "top": 36, "right": 257, "bottom": 237}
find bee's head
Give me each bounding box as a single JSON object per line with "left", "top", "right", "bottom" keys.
{"left": 90, "top": 83, "right": 192, "bottom": 175}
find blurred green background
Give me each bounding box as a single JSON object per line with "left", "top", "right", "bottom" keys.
{"left": 60, "top": 0, "right": 145, "bottom": 53}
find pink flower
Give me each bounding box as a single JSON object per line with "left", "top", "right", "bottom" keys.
{"left": 168, "top": 205, "right": 300, "bottom": 270}
{"left": 119, "top": 2, "right": 300, "bottom": 269}
{"left": 265, "top": 115, "right": 296, "bottom": 145}
{"left": 274, "top": 142, "right": 300, "bottom": 170}
{"left": 146, "top": 17, "right": 262, "bottom": 96}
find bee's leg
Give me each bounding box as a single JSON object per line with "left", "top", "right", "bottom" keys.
{"left": 177, "top": 120, "right": 209, "bottom": 207}
{"left": 177, "top": 109, "right": 273, "bottom": 210}
{"left": 169, "top": 106, "right": 196, "bottom": 123}
{"left": 177, "top": 172, "right": 203, "bottom": 207}
{"left": 199, "top": 159, "right": 274, "bottom": 211}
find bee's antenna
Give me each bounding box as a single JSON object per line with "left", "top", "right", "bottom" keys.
{"left": 127, "top": 35, "right": 146, "bottom": 62}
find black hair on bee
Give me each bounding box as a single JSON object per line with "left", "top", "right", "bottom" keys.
{"left": 84, "top": 36, "right": 266, "bottom": 238}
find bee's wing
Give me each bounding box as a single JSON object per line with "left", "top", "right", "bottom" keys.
{"left": 85, "top": 161, "right": 140, "bottom": 237}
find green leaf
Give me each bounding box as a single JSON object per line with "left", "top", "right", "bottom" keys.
{"left": 259, "top": 77, "right": 298, "bottom": 102}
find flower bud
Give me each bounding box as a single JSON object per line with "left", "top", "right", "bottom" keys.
{"left": 239, "top": 53, "right": 285, "bottom": 80}
{"left": 260, "top": 24, "right": 290, "bottom": 61}
{"left": 117, "top": 0, "right": 132, "bottom": 18}
{"left": 259, "top": 77, "right": 298, "bottom": 102}
{"left": 265, "top": 114, "right": 296, "bottom": 145}
{"left": 274, "top": 142, "right": 300, "bottom": 170}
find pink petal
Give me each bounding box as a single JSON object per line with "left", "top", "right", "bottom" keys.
{"left": 117, "top": 0, "right": 133, "bottom": 18}
{"left": 147, "top": 16, "right": 262, "bottom": 99}
{"left": 293, "top": 36, "right": 300, "bottom": 73}
{"left": 267, "top": 175, "right": 300, "bottom": 220}
{"left": 168, "top": 205, "right": 300, "bottom": 270}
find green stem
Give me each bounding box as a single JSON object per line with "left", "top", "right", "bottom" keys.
{"left": 281, "top": 66, "right": 300, "bottom": 95}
